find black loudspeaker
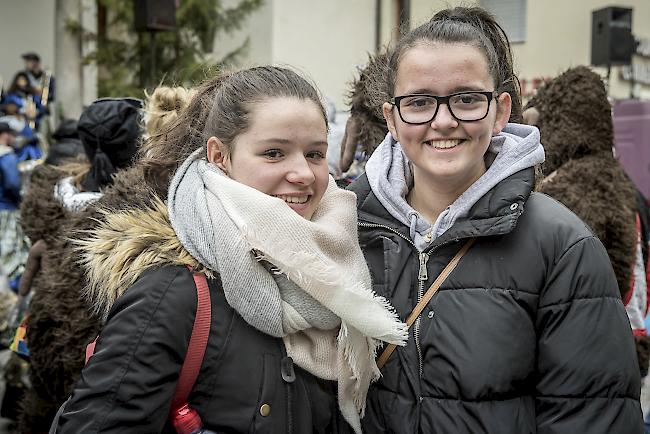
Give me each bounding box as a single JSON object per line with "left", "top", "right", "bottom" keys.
{"left": 591, "top": 7, "right": 635, "bottom": 66}
{"left": 134, "top": 0, "right": 176, "bottom": 32}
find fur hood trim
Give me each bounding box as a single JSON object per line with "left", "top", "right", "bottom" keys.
{"left": 75, "top": 195, "right": 213, "bottom": 321}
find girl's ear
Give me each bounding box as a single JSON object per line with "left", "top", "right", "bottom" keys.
{"left": 383, "top": 102, "right": 399, "bottom": 139}
{"left": 206, "top": 136, "right": 230, "bottom": 174}
{"left": 493, "top": 92, "right": 512, "bottom": 135}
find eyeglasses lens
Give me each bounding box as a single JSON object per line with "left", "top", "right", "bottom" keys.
{"left": 399, "top": 93, "right": 490, "bottom": 123}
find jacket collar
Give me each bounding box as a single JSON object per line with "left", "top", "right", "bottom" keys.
{"left": 75, "top": 195, "right": 212, "bottom": 321}
{"left": 350, "top": 166, "right": 535, "bottom": 250}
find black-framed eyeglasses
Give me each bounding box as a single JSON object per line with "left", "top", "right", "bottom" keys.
{"left": 390, "top": 91, "right": 498, "bottom": 124}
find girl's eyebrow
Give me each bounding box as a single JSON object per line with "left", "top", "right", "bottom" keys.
{"left": 400, "top": 85, "right": 488, "bottom": 95}
{"left": 259, "top": 138, "right": 328, "bottom": 147}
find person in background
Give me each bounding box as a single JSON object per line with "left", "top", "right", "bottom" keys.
{"left": 523, "top": 66, "right": 648, "bottom": 378}
{"left": 0, "top": 121, "right": 29, "bottom": 427}
{"left": 15, "top": 97, "right": 143, "bottom": 433}
{"left": 349, "top": 6, "right": 642, "bottom": 433}
{"left": 0, "top": 122, "right": 28, "bottom": 293}
{"left": 143, "top": 86, "right": 195, "bottom": 139}
{"left": 2, "top": 72, "right": 45, "bottom": 133}
{"left": 43, "top": 119, "right": 85, "bottom": 166}
{"left": 21, "top": 52, "right": 55, "bottom": 105}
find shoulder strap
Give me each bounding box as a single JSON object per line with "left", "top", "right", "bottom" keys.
{"left": 171, "top": 267, "right": 212, "bottom": 410}
{"left": 376, "top": 238, "right": 475, "bottom": 370}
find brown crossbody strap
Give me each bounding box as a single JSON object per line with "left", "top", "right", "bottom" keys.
{"left": 376, "top": 238, "right": 476, "bottom": 370}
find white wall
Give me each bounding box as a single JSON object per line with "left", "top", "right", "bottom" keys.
{"left": 210, "top": 0, "right": 273, "bottom": 67}
{"left": 269, "top": 0, "right": 376, "bottom": 109}
{"left": 215, "top": 0, "right": 377, "bottom": 109}
{"left": 0, "top": 0, "right": 56, "bottom": 94}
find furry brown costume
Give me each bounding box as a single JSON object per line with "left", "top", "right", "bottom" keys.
{"left": 17, "top": 166, "right": 152, "bottom": 434}
{"left": 528, "top": 66, "right": 637, "bottom": 300}
{"left": 527, "top": 66, "right": 648, "bottom": 376}
{"left": 3, "top": 163, "right": 80, "bottom": 429}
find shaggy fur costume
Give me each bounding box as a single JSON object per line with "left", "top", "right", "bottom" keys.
{"left": 528, "top": 66, "right": 646, "bottom": 374}
{"left": 528, "top": 66, "right": 637, "bottom": 300}
{"left": 346, "top": 52, "right": 390, "bottom": 156}
{"left": 16, "top": 166, "right": 152, "bottom": 434}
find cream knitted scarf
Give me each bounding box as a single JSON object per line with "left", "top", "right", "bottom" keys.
{"left": 167, "top": 149, "right": 407, "bottom": 433}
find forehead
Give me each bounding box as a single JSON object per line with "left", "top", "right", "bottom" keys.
{"left": 395, "top": 42, "right": 493, "bottom": 95}
{"left": 237, "top": 97, "right": 327, "bottom": 143}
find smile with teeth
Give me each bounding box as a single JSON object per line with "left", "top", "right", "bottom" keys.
{"left": 274, "top": 194, "right": 310, "bottom": 204}
{"left": 426, "top": 139, "right": 462, "bottom": 149}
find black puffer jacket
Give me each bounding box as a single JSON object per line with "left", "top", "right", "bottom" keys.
{"left": 53, "top": 201, "right": 350, "bottom": 434}
{"left": 350, "top": 168, "right": 642, "bottom": 434}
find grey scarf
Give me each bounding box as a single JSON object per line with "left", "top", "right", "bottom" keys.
{"left": 167, "top": 149, "right": 407, "bottom": 433}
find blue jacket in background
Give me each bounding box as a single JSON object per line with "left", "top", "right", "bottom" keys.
{"left": 0, "top": 150, "right": 21, "bottom": 210}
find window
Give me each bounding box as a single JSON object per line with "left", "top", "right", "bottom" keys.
{"left": 480, "top": 0, "right": 527, "bottom": 43}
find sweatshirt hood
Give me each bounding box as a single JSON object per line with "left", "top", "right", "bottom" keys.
{"left": 365, "top": 123, "right": 544, "bottom": 250}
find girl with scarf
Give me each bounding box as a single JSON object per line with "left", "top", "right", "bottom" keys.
{"left": 52, "top": 67, "right": 406, "bottom": 434}
{"left": 348, "top": 6, "right": 642, "bottom": 434}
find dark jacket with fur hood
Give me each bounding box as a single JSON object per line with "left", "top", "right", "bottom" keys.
{"left": 52, "top": 194, "right": 349, "bottom": 434}
{"left": 529, "top": 66, "right": 637, "bottom": 300}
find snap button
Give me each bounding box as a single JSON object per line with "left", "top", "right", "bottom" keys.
{"left": 427, "top": 310, "right": 434, "bottom": 319}
{"left": 510, "top": 203, "right": 518, "bottom": 211}
{"left": 260, "top": 403, "right": 271, "bottom": 417}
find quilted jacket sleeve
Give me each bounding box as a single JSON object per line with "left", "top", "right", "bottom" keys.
{"left": 54, "top": 265, "right": 197, "bottom": 434}
{"left": 535, "top": 235, "right": 643, "bottom": 434}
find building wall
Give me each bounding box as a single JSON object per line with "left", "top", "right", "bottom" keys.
{"left": 217, "top": 0, "right": 377, "bottom": 109}
{"left": 0, "top": 0, "right": 56, "bottom": 94}
{"left": 269, "top": 0, "right": 376, "bottom": 109}
{"left": 210, "top": 0, "right": 274, "bottom": 67}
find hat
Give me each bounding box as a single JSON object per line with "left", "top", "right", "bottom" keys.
{"left": 21, "top": 52, "right": 40, "bottom": 62}
{"left": 51, "top": 119, "right": 79, "bottom": 141}
{"left": 0, "top": 123, "right": 17, "bottom": 136}
{"left": 77, "top": 98, "right": 144, "bottom": 191}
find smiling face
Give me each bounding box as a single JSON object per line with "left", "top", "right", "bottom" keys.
{"left": 383, "top": 42, "right": 511, "bottom": 192}
{"left": 207, "top": 97, "right": 329, "bottom": 220}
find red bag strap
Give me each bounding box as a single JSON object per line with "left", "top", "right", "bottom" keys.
{"left": 171, "top": 267, "right": 212, "bottom": 410}
{"left": 84, "top": 267, "right": 212, "bottom": 434}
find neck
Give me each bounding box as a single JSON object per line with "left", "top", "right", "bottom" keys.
{"left": 407, "top": 164, "right": 486, "bottom": 224}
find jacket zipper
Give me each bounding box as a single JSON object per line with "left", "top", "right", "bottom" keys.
{"left": 415, "top": 251, "right": 430, "bottom": 379}
{"left": 358, "top": 221, "right": 430, "bottom": 387}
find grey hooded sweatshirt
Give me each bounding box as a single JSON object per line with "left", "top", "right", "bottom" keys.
{"left": 365, "top": 123, "right": 545, "bottom": 251}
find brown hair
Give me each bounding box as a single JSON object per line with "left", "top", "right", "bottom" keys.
{"left": 387, "top": 6, "right": 522, "bottom": 123}
{"left": 139, "top": 66, "right": 327, "bottom": 196}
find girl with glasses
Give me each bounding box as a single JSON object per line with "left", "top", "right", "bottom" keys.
{"left": 349, "top": 6, "right": 642, "bottom": 433}
{"left": 50, "top": 67, "right": 407, "bottom": 434}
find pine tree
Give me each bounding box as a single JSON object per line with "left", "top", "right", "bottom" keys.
{"left": 68, "top": 0, "right": 263, "bottom": 97}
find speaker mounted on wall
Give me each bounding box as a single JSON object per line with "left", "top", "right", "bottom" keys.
{"left": 134, "top": 0, "right": 177, "bottom": 32}
{"left": 591, "top": 6, "right": 635, "bottom": 67}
